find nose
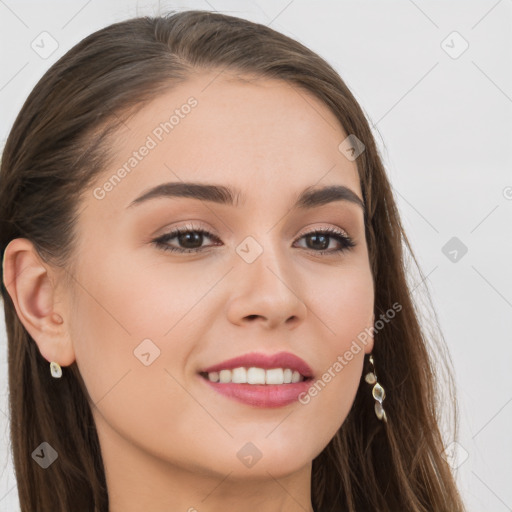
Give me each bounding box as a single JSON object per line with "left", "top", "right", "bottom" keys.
{"left": 225, "top": 241, "right": 308, "bottom": 330}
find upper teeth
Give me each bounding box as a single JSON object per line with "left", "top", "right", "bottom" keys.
{"left": 206, "top": 367, "right": 304, "bottom": 385}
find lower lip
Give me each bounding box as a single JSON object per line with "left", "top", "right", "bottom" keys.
{"left": 199, "top": 375, "right": 313, "bottom": 408}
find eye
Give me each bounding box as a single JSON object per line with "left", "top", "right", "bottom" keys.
{"left": 151, "top": 223, "right": 356, "bottom": 255}
{"left": 293, "top": 226, "right": 356, "bottom": 255}
{"left": 152, "top": 223, "right": 221, "bottom": 254}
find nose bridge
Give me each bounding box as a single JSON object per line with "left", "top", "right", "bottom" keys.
{"left": 230, "top": 226, "right": 306, "bottom": 323}
{"left": 237, "top": 226, "right": 290, "bottom": 289}
{"left": 222, "top": 198, "right": 313, "bottom": 329}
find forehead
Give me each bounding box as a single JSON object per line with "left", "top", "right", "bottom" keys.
{"left": 87, "top": 71, "right": 362, "bottom": 214}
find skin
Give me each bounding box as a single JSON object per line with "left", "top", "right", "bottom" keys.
{"left": 3, "top": 70, "right": 374, "bottom": 512}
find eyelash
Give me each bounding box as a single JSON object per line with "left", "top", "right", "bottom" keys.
{"left": 151, "top": 223, "right": 356, "bottom": 256}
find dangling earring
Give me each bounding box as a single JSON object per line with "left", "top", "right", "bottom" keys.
{"left": 50, "top": 361, "right": 62, "bottom": 379}
{"left": 364, "top": 354, "right": 387, "bottom": 422}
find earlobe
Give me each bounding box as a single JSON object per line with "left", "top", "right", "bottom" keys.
{"left": 2, "top": 238, "right": 75, "bottom": 367}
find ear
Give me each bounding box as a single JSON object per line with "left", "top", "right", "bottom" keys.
{"left": 2, "top": 238, "right": 75, "bottom": 367}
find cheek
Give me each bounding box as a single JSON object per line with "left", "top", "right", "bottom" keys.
{"left": 66, "top": 250, "right": 177, "bottom": 405}
{"left": 67, "top": 254, "right": 206, "bottom": 461}
{"left": 295, "top": 261, "right": 374, "bottom": 435}
{"left": 68, "top": 247, "right": 211, "bottom": 418}
{"left": 308, "top": 259, "right": 374, "bottom": 349}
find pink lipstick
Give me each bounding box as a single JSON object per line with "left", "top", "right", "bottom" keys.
{"left": 198, "top": 351, "right": 314, "bottom": 408}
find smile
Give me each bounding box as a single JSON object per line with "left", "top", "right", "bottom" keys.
{"left": 200, "top": 366, "right": 307, "bottom": 385}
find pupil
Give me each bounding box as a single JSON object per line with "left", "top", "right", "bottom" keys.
{"left": 309, "top": 234, "right": 328, "bottom": 250}
{"left": 179, "top": 232, "right": 203, "bottom": 248}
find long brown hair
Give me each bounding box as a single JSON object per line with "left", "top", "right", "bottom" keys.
{"left": 0, "top": 10, "right": 465, "bottom": 511}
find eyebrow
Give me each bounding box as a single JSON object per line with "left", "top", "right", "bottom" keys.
{"left": 127, "top": 182, "right": 365, "bottom": 211}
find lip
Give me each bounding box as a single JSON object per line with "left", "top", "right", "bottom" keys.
{"left": 199, "top": 351, "right": 314, "bottom": 378}
{"left": 200, "top": 379, "right": 313, "bottom": 408}
{"left": 198, "top": 351, "right": 315, "bottom": 408}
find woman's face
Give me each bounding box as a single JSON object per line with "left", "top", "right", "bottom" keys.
{"left": 64, "top": 71, "right": 374, "bottom": 482}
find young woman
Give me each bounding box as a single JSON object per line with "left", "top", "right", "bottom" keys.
{"left": 0, "top": 10, "right": 466, "bottom": 512}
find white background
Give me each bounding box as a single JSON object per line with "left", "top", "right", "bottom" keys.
{"left": 1, "top": 1, "right": 511, "bottom": 510}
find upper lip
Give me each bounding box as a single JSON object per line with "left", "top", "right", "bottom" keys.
{"left": 200, "top": 351, "right": 314, "bottom": 378}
